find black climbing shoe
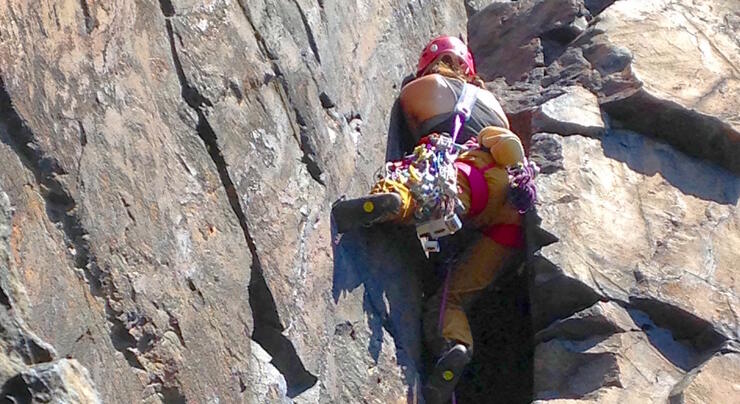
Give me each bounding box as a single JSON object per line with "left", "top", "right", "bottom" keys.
{"left": 331, "top": 193, "right": 403, "bottom": 234}
{"left": 423, "top": 344, "right": 471, "bottom": 404}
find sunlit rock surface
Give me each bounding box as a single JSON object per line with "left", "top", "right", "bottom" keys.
{"left": 0, "top": 0, "right": 737, "bottom": 402}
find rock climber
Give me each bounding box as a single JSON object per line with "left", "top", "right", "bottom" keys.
{"left": 332, "top": 36, "right": 537, "bottom": 404}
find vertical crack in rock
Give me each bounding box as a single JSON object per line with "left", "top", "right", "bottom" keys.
{"left": 0, "top": 285, "right": 11, "bottom": 309}
{"left": 283, "top": 91, "right": 326, "bottom": 186}
{"left": 0, "top": 78, "right": 153, "bottom": 377}
{"left": 236, "top": 0, "right": 275, "bottom": 60}
{"left": 250, "top": 269, "right": 318, "bottom": 397}
{"left": 157, "top": 2, "right": 318, "bottom": 397}
{"left": 78, "top": 0, "right": 95, "bottom": 34}
{"left": 290, "top": 0, "right": 321, "bottom": 64}
{"left": 236, "top": 1, "right": 326, "bottom": 186}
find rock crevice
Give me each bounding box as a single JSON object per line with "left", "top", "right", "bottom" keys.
{"left": 156, "top": 1, "right": 317, "bottom": 397}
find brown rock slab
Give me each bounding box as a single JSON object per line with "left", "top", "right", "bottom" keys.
{"left": 535, "top": 331, "right": 683, "bottom": 402}
{"left": 585, "top": 0, "right": 740, "bottom": 172}
{"left": 532, "top": 131, "right": 739, "bottom": 340}
{"left": 670, "top": 352, "right": 740, "bottom": 404}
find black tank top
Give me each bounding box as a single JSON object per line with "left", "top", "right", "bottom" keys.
{"left": 415, "top": 77, "right": 507, "bottom": 144}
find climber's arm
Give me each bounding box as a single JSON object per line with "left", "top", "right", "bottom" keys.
{"left": 386, "top": 98, "right": 415, "bottom": 160}
{"left": 477, "top": 126, "right": 525, "bottom": 167}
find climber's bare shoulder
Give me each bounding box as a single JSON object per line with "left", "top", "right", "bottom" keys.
{"left": 400, "top": 74, "right": 509, "bottom": 129}
{"left": 399, "top": 74, "right": 456, "bottom": 129}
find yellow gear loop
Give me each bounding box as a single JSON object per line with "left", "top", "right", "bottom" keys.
{"left": 442, "top": 370, "right": 455, "bottom": 381}
{"left": 370, "top": 179, "right": 415, "bottom": 221}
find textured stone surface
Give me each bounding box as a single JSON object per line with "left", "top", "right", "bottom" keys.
{"left": 595, "top": 0, "right": 739, "bottom": 130}
{"left": 531, "top": 86, "right": 605, "bottom": 138}
{"left": 479, "top": 0, "right": 740, "bottom": 172}
{"left": 532, "top": 300, "right": 711, "bottom": 403}
{"left": 0, "top": 190, "right": 101, "bottom": 403}
{"left": 535, "top": 330, "right": 683, "bottom": 402}
{"left": 670, "top": 351, "right": 740, "bottom": 404}
{"left": 498, "top": 0, "right": 740, "bottom": 172}
{"left": 242, "top": 344, "right": 291, "bottom": 404}
{"left": 478, "top": 2, "right": 740, "bottom": 401}
{"left": 593, "top": 0, "right": 740, "bottom": 173}
{"left": 0, "top": 0, "right": 738, "bottom": 402}
{"left": 525, "top": 130, "right": 739, "bottom": 401}
{"left": 468, "top": 0, "right": 588, "bottom": 83}
{"left": 532, "top": 131, "right": 739, "bottom": 336}
{"left": 3, "top": 359, "right": 101, "bottom": 404}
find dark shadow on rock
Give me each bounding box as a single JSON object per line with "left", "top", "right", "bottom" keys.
{"left": 584, "top": 0, "right": 617, "bottom": 16}
{"left": 602, "top": 129, "right": 740, "bottom": 205}
{"left": 385, "top": 99, "right": 413, "bottom": 161}
{"left": 456, "top": 263, "right": 534, "bottom": 404}
{"left": 250, "top": 268, "right": 318, "bottom": 398}
{"left": 528, "top": 255, "right": 602, "bottom": 332}
{"left": 1, "top": 374, "right": 32, "bottom": 403}
{"left": 332, "top": 222, "right": 431, "bottom": 387}
{"left": 627, "top": 297, "right": 727, "bottom": 371}
{"left": 331, "top": 71, "right": 431, "bottom": 389}
{"left": 625, "top": 308, "right": 703, "bottom": 372}
{"left": 385, "top": 73, "right": 417, "bottom": 162}
{"left": 602, "top": 91, "right": 740, "bottom": 174}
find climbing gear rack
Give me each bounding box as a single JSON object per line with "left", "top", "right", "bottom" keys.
{"left": 376, "top": 83, "right": 480, "bottom": 255}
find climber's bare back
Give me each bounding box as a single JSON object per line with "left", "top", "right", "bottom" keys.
{"left": 399, "top": 74, "right": 508, "bottom": 135}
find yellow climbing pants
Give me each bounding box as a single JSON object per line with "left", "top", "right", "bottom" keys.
{"left": 371, "top": 126, "right": 526, "bottom": 354}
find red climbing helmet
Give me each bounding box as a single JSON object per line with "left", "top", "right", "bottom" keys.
{"left": 416, "top": 36, "right": 476, "bottom": 78}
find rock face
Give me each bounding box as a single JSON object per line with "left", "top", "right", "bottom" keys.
{"left": 669, "top": 350, "right": 740, "bottom": 404}
{"left": 473, "top": 0, "right": 740, "bottom": 172}
{"left": 466, "top": 0, "right": 739, "bottom": 402}
{"left": 0, "top": 0, "right": 738, "bottom": 403}
{"left": 0, "top": 191, "right": 100, "bottom": 402}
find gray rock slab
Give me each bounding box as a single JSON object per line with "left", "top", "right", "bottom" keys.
{"left": 531, "top": 86, "right": 605, "bottom": 137}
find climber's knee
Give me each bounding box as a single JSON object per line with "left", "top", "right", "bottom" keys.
{"left": 423, "top": 286, "right": 476, "bottom": 357}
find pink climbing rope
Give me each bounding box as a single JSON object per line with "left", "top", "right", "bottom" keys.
{"left": 437, "top": 265, "right": 453, "bottom": 332}
{"left": 437, "top": 112, "right": 466, "bottom": 333}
